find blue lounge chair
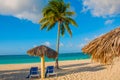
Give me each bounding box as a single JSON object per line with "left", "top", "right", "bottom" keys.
{"left": 45, "top": 66, "right": 57, "bottom": 77}
{"left": 27, "top": 67, "right": 40, "bottom": 78}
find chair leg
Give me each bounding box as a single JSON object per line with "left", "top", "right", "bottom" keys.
{"left": 56, "top": 73, "right": 57, "bottom": 77}
{"left": 29, "top": 76, "right": 31, "bottom": 80}
{"left": 47, "top": 74, "right": 49, "bottom": 77}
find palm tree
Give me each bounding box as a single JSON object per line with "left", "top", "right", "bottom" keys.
{"left": 39, "top": 0, "right": 77, "bottom": 69}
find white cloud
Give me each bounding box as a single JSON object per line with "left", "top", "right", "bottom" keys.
{"left": 78, "top": 33, "right": 105, "bottom": 49}
{"left": 99, "top": 33, "right": 104, "bottom": 37}
{"left": 69, "top": 43, "right": 73, "bottom": 47}
{"left": 44, "top": 41, "right": 51, "bottom": 47}
{"left": 105, "top": 19, "right": 114, "bottom": 25}
{"left": 82, "top": 0, "right": 120, "bottom": 17}
{"left": 94, "top": 33, "right": 104, "bottom": 38}
{"left": 94, "top": 35, "right": 98, "bottom": 38}
{"left": 84, "top": 38, "right": 90, "bottom": 42}
{"left": 33, "top": 45, "right": 37, "bottom": 48}
{"left": 78, "top": 43, "right": 85, "bottom": 48}
{"left": 0, "top": 0, "right": 47, "bottom": 23}
{"left": 59, "top": 42, "right": 64, "bottom": 47}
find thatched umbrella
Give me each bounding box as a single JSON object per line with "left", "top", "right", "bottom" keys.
{"left": 27, "top": 45, "right": 57, "bottom": 79}
{"left": 82, "top": 27, "right": 120, "bottom": 64}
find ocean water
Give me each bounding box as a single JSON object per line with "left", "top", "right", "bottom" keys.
{"left": 0, "top": 52, "right": 90, "bottom": 64}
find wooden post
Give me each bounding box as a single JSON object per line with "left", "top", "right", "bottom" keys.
{"left": 41, "top": 55, "right": 45, "bottom": 79}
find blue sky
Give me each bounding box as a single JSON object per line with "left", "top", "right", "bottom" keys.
{"left": 0, "top": 0, "right": 120, "bottom": 55}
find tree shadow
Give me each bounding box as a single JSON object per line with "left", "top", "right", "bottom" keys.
{"left": 57, "top": 64, "right": 106, "bottom": 77}
{"left": 60, "top": 62, "right": 90, "bottom": 68}
{"left": 0, "top": 63, "right": 106, "bottom": 80}
{"left": 0, "top": 68, "right": 41, "bottom": 80}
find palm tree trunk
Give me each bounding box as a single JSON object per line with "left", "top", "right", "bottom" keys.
{"left": 55, "top": 22, "right": 61, "bottom": 69}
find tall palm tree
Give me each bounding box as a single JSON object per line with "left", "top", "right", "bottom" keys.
{"left": 39, "top": 0, "right": 77, "bottom": 69}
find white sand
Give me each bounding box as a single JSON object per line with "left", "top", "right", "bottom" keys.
{"left": 0, "top": 59, "right": 120, "bottom": 80}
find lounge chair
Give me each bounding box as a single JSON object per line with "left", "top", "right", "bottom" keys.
{"left": 26, "top": 67, "right": 40, "bottom": 79}
{"left": 45, "top": 66, "right": 57, "bottom": 77}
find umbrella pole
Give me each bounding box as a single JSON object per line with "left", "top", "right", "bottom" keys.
{"left": 41, "top": 55, "right": 45, "bottom": 79}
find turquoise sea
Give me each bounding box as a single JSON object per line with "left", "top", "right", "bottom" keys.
{"left": 0, "top": 52, "right": 90, "bottom": 64}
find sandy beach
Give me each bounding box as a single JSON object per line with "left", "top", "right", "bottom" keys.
{"left": 0, "top": 59, "right": 120, "bottom": 80}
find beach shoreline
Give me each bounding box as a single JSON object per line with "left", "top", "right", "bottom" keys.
{"left": 0, "top": 59, "right": 90, "bottom": 71}
{"left": 0, "top": 59, "right": 120, "bottom": 80}
{"left": 0, "top": 53, "right": 90, "bottom": 65}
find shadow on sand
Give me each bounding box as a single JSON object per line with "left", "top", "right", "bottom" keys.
{"left": 58, "top": 65, "right": 105, "bottom": 76}
{"left": 0, "top": 62, "right": 106, "bottom": 80}
{"left": 0, "top": 69, "right": 30, "bottom": 80}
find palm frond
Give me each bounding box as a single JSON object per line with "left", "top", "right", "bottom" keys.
{"left": 65, "top": 3, "right": 70, "bottom": 8}
{"left": 60, "top": 23, "right": 65, "bottom": 36}
{"left": 39, "top": 0, "right": 77, "bottom": 37}
{"left": 40, "top": 21, "right": 49, "bottom": 30}
{"left": 61, "top": 3, "right": 70, "bottom": 12}
{"left": 42, "top": 6, "right": 51, "bottom": 16}
{"left": 66, "top": 17, "right": 78, "bottom": 27}
{"left": 47, "top": 22, "right": 56, "bottom": 31}
{"left": 64, "top": 11, "right": 75, "bottom": 16}
{"left": 49, "top": 0, "right": 59, "bottom": 9}
{"left": 64, "top": 22, "right": 72, "bottom": 37}
{"left": 39, "top": 17, "right": 47, "bottom": 23}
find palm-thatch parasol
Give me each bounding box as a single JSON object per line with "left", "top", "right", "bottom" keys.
{"left": 82, "top": 27, "right": 120, "bottom": 64}
{"left": 27, "top": 45, "right": 57, "bottom": 79}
